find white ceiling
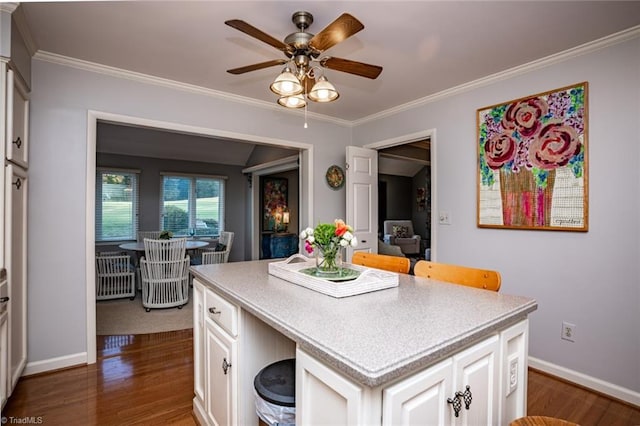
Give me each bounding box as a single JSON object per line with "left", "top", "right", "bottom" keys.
{"left": 18, "top": 1, "right": 640, "bottom": 122}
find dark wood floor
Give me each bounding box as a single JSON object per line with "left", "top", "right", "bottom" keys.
{"left": 3, "top": 329, "right": 639, "bottom": 425}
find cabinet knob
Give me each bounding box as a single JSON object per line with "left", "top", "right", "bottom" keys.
{"left": 222, "top": 357, "right": 232, "bottom": 375}
{"left": 13, "top": 137, "right": 22, "bottom": 149}
{"left": 12, "top": 178, "right": 22, "bottom": 190}
{"left": 208, "top": 307, "right": 221, "bottom": 315}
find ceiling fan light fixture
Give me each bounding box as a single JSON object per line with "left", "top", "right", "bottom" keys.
{"left": 277, "top": 94, "right": 306, "bottom": 108}
{"left": 270, "top": 66, "right": 303, "bottom": 96}
{"left": 307, "top": 75, "right": 339, "bottom": 103}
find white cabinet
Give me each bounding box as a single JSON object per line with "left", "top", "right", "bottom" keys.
{"left": 193, "top": 278, "right": 297, "bottom": 426}
{"left": 205, "top": 317, "right": 238, "bottom": 425}
{"left": 382, "top": 335, "right": 499, "bottom": 426}
{"left": 193, "top": 279, "right": 239, "bottom": 426}
{"left": 5, "top": 68, "right": 29, "bottom": 169}
{"left": 383, "top": 358, "right": 454, "bottom": 425}
{"left": 193, "top": 280, "right": 205, "bottom": 404}
{"left": 298, "top": 321, "right": 527, "bottom": 426}
{"left": 5, "top": 164, "right": 27, "bottom": 392}
{"left": 0, "top": 271, "right": 8, "bottom": 409}
{"left": 297, "top": 347, "right": 380, "bottom": 426}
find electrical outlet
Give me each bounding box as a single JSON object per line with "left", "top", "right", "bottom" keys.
{"left": 439, "top": 211, "right": 451, "bottom": 225}
{"left": 561, "top": 321, "right": 576, "bottom": 342}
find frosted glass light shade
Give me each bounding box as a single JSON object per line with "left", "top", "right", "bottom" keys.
{"left": 307, "top": 76, "right": 339, "bottom": 102}
{"left": 270, "top": 68, "right": 303, "bottom": 96}
{"left": 277, "top": 94, "right": 306, "bottom": 108}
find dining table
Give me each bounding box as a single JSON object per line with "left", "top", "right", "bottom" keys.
{"left": 119, "top": 239, "right": 210, "bottom": 265}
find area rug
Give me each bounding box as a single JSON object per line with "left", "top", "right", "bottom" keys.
{"left": 96, "top": 292, "right": 193, "bottom": 335}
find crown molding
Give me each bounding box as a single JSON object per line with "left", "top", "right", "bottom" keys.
{"left": 0, "top": 3, "right": 18, "bottom": 14}
{"left": 11, "top": 5, "right": 38, "bottom": 56}
{"left": 31, "top": 24, "right": 640, "bottom": 129}
{"left": 33, "top": 50, "right": 353, "bottom": 128}
{"left": 353, "top": 24, "right": 640, "bottom": 127}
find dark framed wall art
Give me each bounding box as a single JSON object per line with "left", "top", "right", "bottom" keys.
{"left": 262, "top": 177, "right": 288, "bottom": 231}
{"left": 477, "top": 82, "right": 588, "bottom": 231}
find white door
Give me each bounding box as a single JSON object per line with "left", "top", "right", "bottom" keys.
{"left": 193, "top": 281, "right": 205, "bottom": 404}
{"left": 345, "top": 146, "right": 378, "bottom": 260}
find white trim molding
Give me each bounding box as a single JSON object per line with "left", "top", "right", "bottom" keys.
{"left": 353, "top": 24, "right": 640, "bottom": 126}
{"left": 529, "top": 356, "right": 640, "bottom": 407}
{"left": 23, "top": 352, "right": 87, "bottom": 377}
{"left": 34, "top": 51, "right": 352, "bottom": 128}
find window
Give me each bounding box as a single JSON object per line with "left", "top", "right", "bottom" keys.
{"left": 95, "top": 169, "right": 139, "bottom": 241}
{"left": 160, "top": 174, "right": 225, "bottom": 237}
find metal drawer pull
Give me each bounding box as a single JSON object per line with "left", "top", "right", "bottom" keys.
{"left": 0, "top": 297, "right": 9, "bottom": 303}
{"left": 13, "top": 137, "right": 22, "bottom": 148}
{"left": 447, "top": 394, "right": 462, "bottom": 417}
{"left": 13, "top": 178, "right": 22, "bottom": 190}
{"left": 447, "top": 385, "right": 472, "bottom": 417}
{"left": 222, "top": 358, "right": 231, "bottom": 375}
{"left": 208, "top": 307, "right": 221, "bottom": 315}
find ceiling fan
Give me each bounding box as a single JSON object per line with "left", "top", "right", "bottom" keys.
{"left": 225, "top": 11, "right": 382, "bottom": 107}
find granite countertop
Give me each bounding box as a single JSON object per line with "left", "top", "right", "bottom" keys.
{"left": 191, "top": 259, "right": 537, "bottom": 388}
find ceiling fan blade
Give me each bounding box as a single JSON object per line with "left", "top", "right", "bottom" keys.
{"left": 320, "top": 57, "right": 383, "bottom": 79}
{"left": 308, "top": 13, "right": 364, "bottom": 53}
{"left": 227, "top": 59, "right": 287, "bottom": 75}
{"left": 225, "top": 19, "right": 289, "bottom": 52}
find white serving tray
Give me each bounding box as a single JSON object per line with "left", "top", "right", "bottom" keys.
{"left": 268, "top": 254, "right": 399, "bottom": 298}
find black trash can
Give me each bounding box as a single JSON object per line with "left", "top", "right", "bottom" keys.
{"left": 254, "top": 358, "right": 296, "bottom": 426}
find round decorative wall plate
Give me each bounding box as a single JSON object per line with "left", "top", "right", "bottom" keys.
{"left": 325, "top": 165, "right": 345, "bottom": 189}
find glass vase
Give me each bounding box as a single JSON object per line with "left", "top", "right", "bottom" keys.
{"left": 315, "top": 245, "right": 343, "bottom": 277}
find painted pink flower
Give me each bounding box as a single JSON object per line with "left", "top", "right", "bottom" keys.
{"left": 502, "top": 97, "right": 549, "bottom": 137}
{"left": 484, "top": 132, "right": 517, "bottom": 169}
{"left": 528, "top": 122, "right": 580, "bottom": 170}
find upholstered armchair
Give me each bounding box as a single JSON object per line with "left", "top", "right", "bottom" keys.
{"left": 383, "top": 220, "right": 421, "bottom": 255}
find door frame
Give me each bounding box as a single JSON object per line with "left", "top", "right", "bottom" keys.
{"left": 362, "top": 128, "right": 437, "bottom": 260}
{"left": 85, "top": 110, "right": 313, "bottom": 363}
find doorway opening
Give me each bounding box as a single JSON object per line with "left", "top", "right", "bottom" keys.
{"left": 86, "top": 110, "right": 313, "bottom": 364}
{"left": 364, "top": 129, "right": 436, "bottom": 262}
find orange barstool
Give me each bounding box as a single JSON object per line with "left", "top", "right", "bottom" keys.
{"left": 510, "top": 416, "right": 579, "bottom": 426}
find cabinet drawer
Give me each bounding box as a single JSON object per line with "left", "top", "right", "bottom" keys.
{"left": 205, "top": 288, "right": 238, "bottom": 337}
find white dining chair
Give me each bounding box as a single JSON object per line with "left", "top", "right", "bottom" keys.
{"left": 139, "top": 238, "right": 190, "bottom": 311}
{"left": 201, "top": 231, "right": 234, "bottom": 264}
{"left": 95, "top": 253, "right": 136, "bottom": 300}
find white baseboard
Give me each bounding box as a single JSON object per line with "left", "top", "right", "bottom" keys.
{"left": 529, "top": 356, "right": 640, "bottom": 407}
{"left": 23, "top": 352, "right": 87, "bottom": 376}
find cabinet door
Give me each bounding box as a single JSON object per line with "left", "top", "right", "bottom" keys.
{"left": 296, "top": 348, "right": 368, "bottom": 426}
{"left": 5, "top": 164, "right": 27, "bottom": 393}
{"left": 0, "top": 309, "right": 8, "bottom": 409}
{"left": 205, "top": 319, "right": 237, "bottom": 426}
{"left": 5, "top": 68, "right": 29, "bottom": 169}
{"left": 452, "top": 335, "right": 500, "bottom": 425}
{"left": 193, "top": 281, "right": 205, "bottom": 404}
{"left": 383, "top": 358, "right": 453, "bottom": 426}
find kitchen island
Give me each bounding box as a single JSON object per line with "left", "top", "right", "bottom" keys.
{"left": 191, "top": 259, "right": 537, "bottom": 426}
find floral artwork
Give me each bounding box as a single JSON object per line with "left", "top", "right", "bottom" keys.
{"left": 477, "top": 82, "right": 588, "bottom": 231}
{"left": 263, "top": 178, "right": 288, "bottom": 231}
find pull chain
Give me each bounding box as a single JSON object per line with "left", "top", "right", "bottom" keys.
{"left": 304, "top": 78, "right": 308, "bottom": 128}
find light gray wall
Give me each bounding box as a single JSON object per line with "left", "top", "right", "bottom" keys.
{"left": 28, "top": 59, "right": 351, "bottom": 364}
{"left": 354, "top": 38, "right": 640, "bottom": 392}
{"left": 96, "top": 153, "right": 248, "bottom": 262}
